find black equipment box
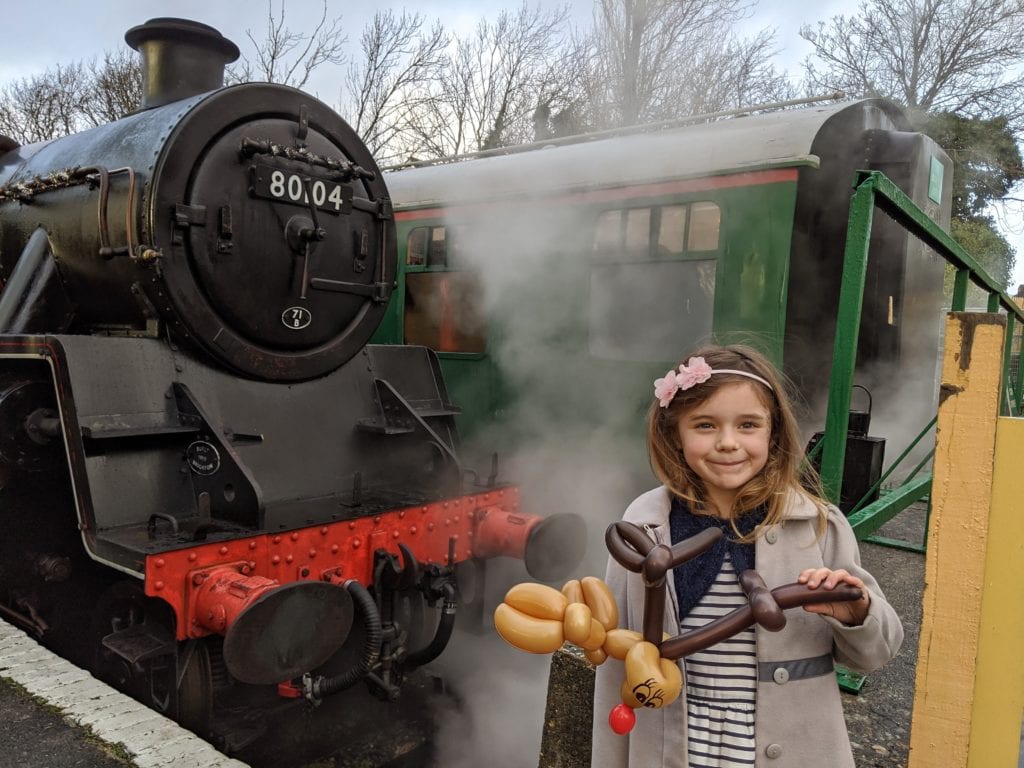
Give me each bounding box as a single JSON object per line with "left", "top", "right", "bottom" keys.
{"left": 806, "top": 431, "right": 886, "bottom": 515}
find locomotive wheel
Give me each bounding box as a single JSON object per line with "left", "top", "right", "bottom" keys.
{"left": 175, "top": 639, "right": 214, "bottom": 738}
{"left": 0, "top": 379, "right": 62, "bottom": 479}
{"left": 90, "top": 581, "right": 213, "bottom": 736}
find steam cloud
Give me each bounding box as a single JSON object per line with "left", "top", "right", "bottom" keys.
{"left": 393, "top": 132, "right": 947, "bottom": 765}
{"left": 406, "top": 173, "right": 653, "bottom": 767}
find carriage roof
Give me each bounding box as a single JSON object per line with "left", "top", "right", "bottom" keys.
{"left": 383, "top": 98, "right": 910, "bottom": 208}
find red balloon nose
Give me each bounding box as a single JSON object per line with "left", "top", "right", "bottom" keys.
{"left": 608, "top": 703, "right": 636, "bottom": 735}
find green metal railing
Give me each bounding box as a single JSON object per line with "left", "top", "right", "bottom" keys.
{"left": 821, "top": 169, "right": 1024, "bottom": 694}
{"left": 819, "top": 170, "right": 1024, "bottom": 536}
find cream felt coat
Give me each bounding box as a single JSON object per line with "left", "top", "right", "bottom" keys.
{"left": 591, "top": 486, "right": 903, "bottom": 768}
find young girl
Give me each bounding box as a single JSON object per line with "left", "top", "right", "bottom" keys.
{"left": 591, "top": 345, "right": 903, "bottom": 768}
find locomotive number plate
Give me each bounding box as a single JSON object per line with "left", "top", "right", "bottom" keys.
{"left": 250, "top": 161, "right": 353, "bottom": 215}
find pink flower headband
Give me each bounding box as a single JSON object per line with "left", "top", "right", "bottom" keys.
{"left": 654, "top": 356, "right": 774, "bottom": 407}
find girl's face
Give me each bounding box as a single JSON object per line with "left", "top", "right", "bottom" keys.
{"left": 676, "top": 381, "right": 771, "bottom": 516}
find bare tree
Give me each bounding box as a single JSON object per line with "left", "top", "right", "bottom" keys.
{"left": 476, "top": 3, "right": 577, "bottom": 149}
{"left": 233, "top": 0, "right": 346, "bottom": 90}
{"left": 82, "top": 49, "right": 143, "bottom": 124}
{"left": 585, "top": 0, "right": 774, "bottom": 128}
{"left": 801, "top": 0, "right": 1024, "bottom": 124}
{"left": 0, "top": 1, "right": 348, "bottom": 143}
{"left": 0, "top": 49, "right": 146, "bottom": 144}
{"left": 0, "top": 62, "right": 90, "bottom": 144}
{"left": 527, "top": 30, "right": 593, "bottom": 140}
{"left": 683, "top": 29, "right": 797, "bottom": 115}
{"left": 343, "top": 11, "right": 448, "bottom": 162}
{"left": 404, "top": 2, "right": 575, "bottom": 158}
{"left": 801, "top": 0, "right": 1024, "bottom": 291}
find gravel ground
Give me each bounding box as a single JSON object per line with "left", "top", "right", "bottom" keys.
{"left": 841, "top": 502, "right": 927, "bottom": 768}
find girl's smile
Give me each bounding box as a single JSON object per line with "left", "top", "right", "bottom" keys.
{"left": 676, "top": 381, "right": 771, "bottom": 515}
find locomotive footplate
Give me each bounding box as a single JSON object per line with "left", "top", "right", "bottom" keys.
{"left": 144, "top": 486, "right": 525, "bottom": 641}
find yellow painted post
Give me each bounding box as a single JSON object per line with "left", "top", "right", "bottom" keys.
{"left": 908, "top": 313, "right": 1008, "bottom": 767}
{"left": 966, "top": 415, "right": 1024, "bottom": 766}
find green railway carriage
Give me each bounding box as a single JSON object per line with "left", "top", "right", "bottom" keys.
{"left": 376, "top": 99, "right": 952, "bottom": 513}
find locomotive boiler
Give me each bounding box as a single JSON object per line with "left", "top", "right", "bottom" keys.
{"left": 0, "top": 17, "right": 582, "bottom": 752}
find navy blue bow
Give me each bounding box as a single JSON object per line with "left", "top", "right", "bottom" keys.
{"left": 669, "top": 497, "right": 766, "bottom": 620}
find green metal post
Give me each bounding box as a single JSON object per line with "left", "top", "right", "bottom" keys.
{"left": 821, "top": 175, "right": 875, "bottom": 504}
{"left": 1015, "top": 327, "right": 1024, "bottom": 414}
{"left": 848, "top": 474, "right": 932, "bottom": 540}
{"left": 862, "top": 460, "right": 933, "bottom": 552}
{"left": 952, "top": 269, "right": 969, "bottom": 311}
{"left": 988, "top": 292, "right": 1001, "bottom": 312}
{"left": 1001, "top": 313, "right": 1015, "bottom": 415}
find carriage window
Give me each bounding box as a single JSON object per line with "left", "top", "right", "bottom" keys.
{"left": 404, "top": 271, "right": 486, "bottom": 353}
{"left": 688, "top": 202, "right": 721, "bottom": 251}
{"left": 593, "top": 207, "right": 656, "bottom": 261}
{"left": 406, "top": 226, "right": 448, "bottom": 267}
{"left": 407, "top": 228, "right": 428, "bottom": 266}
{"left": 657, "top": 205, "right": 687, "bottom": 254}
{"left": 624, "top": 208, "right": 651, "bottom": 259}
{"left": 429, "top": 228, "right": 448, "bottom": 266}
{"left": 404, "top": 225, "right": 483, "bottom": 352}
{"left": 593, "top": 210, "right": 622, "bottom": 255}
{"left": 592, "top": 202, "right": 720, "bottom": 259}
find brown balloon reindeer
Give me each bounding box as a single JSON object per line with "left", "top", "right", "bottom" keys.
{"left": 602, "top": 521, "right": 862, "bottom": 733}
{"left": 493, "top": 520, "right": 864, "bottom": 734}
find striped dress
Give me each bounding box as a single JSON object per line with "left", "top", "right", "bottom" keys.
{"left": 679, "top": 553, "right": 757, "bottom": 767}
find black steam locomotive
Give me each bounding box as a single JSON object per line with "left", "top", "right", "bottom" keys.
{"left": 0, "top": 18, "right": 581, "bottom": 753}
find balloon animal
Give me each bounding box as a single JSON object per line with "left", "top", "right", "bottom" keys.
{"left": 494, "top": 521, "right": 863, "bottom": 735}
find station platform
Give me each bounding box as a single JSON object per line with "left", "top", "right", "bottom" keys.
{"left": 0, "top": 619, "right": 248, "bottom": 768}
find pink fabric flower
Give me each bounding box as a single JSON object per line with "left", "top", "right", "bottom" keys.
{"left": 677, "top": 357, "right": 713, "bottom": 390}
{"left": 654, "top": 357, "right": 717, "bottom": 407}
{"left": 654, "top": 370, "right": 680, "bottom": 408}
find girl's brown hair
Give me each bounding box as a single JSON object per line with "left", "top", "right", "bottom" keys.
{"left": 647, "top": 344, "right": 827, "bottom": 540}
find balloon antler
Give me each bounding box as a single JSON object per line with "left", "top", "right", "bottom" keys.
{"left": 605, "top": 522, "right": 722, "bottom": 644}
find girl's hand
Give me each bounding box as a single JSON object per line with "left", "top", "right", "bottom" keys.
{"left": 797, "top": 568, "right": 871, "bottom": 626}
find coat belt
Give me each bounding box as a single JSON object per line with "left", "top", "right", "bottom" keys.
{"left": 757, "top": 653, "right": 835, "bottom": 683}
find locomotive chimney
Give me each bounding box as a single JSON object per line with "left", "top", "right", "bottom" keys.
{"left": 125, "top": 18, "right": 240, "bottom": 110}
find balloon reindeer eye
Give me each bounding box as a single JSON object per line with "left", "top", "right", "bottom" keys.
{"left": 643, "top": 690, "right": 665, "bottom": 709}
{"left": 632, "top": 678, "right": 656, "bottom": 704}
{"left": 632, "top": 677, "right": 667, "bottom": 709}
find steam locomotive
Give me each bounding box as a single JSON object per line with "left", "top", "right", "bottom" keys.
{"left": 0, "top": 18, "right": 582, "bottom": 754}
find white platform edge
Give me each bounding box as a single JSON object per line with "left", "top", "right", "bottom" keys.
{"left": 0, "top": 618, "right": 250, "bottom": 768}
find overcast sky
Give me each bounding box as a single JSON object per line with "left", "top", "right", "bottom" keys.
{"left": 1, "top": 0, "right": 1022, "bottom": 288}
{"left": 0, "top": 0, "right": 845, "bottom": 92}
